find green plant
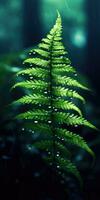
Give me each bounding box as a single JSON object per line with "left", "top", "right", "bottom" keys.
{"left": 12, "top": 13, "right": 97, "bottom": 184}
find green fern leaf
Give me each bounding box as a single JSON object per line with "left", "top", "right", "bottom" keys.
{"left": 24, "top": 58, "right": 49, "bottom": 68}
{"left": 13, "top": 94, "right": 50, "bottom": 106}
{"left": 12, "top": 13, "right": 97, "bottom": 184}
{"left": 24, "top": 123, "right": 94, "bottom": 157}
{"left": 53, "top": 86, "right": 85, "bottom": 103}
{"left": 55, "top": 112, "right": 97, "bottom": 129}
{"left": 38, "top": 43, "right": 50, "bottom": 50}
{"left": 33, "top": 49, "right": 50, "bottom": 58}
{"left": 56, "top": 128, "right": 95, "bottom": 157}
{"left": 45, "top": 156, "right": 82, "bottom": 184}
{"left": 17, "top": 67, "right": 48, "bottom": 78}
{"left": 53, "top": 75, "right": 89, "bottom": 90}
{"left": 52, "top": 65, "right": 76, "bottom": 73}
{"left": 56, "top": 157, "right": 82, "bottom": 184}
{"left": 16, "top": 109, "right": 50, "bottom": 121}
{"left": 12, "top": 80, "right": 49, "bottom": 90}
{"left": 34, "top": 140, "right": 71, "bottom": 158}
{"left": 53, "top": 99, "right": 82, "bottom": 115}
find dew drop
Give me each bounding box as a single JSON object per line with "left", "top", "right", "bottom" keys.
{"left": 48, "top": 121, "right": 52, "bottom": 124}
{"left": 27, "top": 145, "right": 32, "bottom": 150}
{"left": 54, "top": 109, "right": 58, "bottom": 111}
{"left": 29, "top": 52, "right": 32, "bottom": 55}
{"left": 57, "top": 165, "right": 60, "bottom": 169}
{"left": 32, "top": 131, "right": 35, "bottom": 134}
{"left": 75, "top": 125, "right": 78, "bottom": 127}
{"left": 34, "top": 121, "right": 38, "bottom": 124}
{"left": 44, "top": 91, "right": 48, "bottom": 94}
{"left": 22, "top": 128, "right": 25, "bottom": 131}
{"left": 48, "top": 106, "right": 51, "bottom": 109}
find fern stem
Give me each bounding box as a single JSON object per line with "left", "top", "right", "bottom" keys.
{"left": 49, "top": 33, "right": 57, "bottom": 170}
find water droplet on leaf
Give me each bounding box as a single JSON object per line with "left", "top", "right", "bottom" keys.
{"left": 34, "top": 121, "right": 38, "bottom": 124}
{"left": 48, "top": 121, "right": 52, "bottom": 124}
{"left": 44, "top": 91, "right": 48, "bottom": 94}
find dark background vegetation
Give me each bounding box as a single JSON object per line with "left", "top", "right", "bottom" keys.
{"left": 0, "top": 0, "right": 100, "bottom": 199}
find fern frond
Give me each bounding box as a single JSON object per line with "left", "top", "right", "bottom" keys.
{"left": 16, "top": 109, "right": 50, "bottom": 121}
{"left": 12, "top": 13, "right": 97, "bottom": 184}
{"left": 52, "top": 65, "right": 76, "bottom": 73}
{"left": 52, "top": 57, "right": 69, "bottom": 64}
{"left": 42, "top": 38, "right": 51, "bottom": 44}
{"left": 24, "top": 58, "right": 49, "bottom": 68}
{"left": 53, "top": 87, "right": 85, "bottom": 103}
{"left": 13, "top": 94, "right": 50, "bottom": 106}
{"left": 24, "top": 123, "right": 51, "bottom": 134}
{"left": 52, "top": 50, "right": 67, "bottom": 57}
{"left": 52, "top": 44, "right": 65, "bottom": 51}
{"left": 38, "top": 43, "right": 50, "bottom": 50}
{"left": 25, "top": 123, "right": 94, "bottom": 157}
{"left": 56, "top": 128, "right": 95, "bottom": 157}
{"left": 53, "top": 99, "right": 82, "bottom": 115}
{"left": 12, "top": 80, "right": 49, "bottom": 90}
{"left": 33, "top": 140, "right": 71, "bottom": 158}
{"left": 53, "top": 75, "right": 89, "bottom": 90}
{"left": 56, "top": 157, "right": 82, "bottom": 184}
{"left": 33, "top": 49, "right": 50, "bottom": 58}
{"left": 17, "top": 67, "right": 48, "bottom": 78}
{"left": 55, "top": 112, "right": 97, "bottom": 129}
{"left": 45, "top": 156, "right": 82, "bottom": 184}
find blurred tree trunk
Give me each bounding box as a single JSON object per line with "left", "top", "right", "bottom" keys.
{"left": 23, "top": 0, "right": 42, "bottom": 48}
{"left": 86, "top": 0, "right": 100, "bottom": 91}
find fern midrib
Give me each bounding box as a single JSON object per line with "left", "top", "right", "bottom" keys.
{"left": 49, "top": 29, "right": 58, "bottom": 167}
